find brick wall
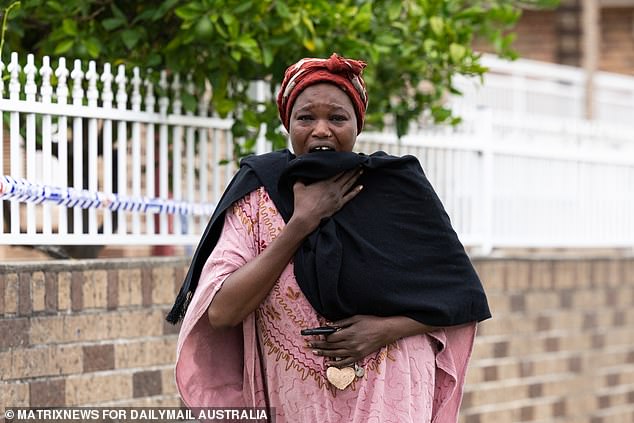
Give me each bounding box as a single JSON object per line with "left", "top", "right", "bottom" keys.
{"left": 462, "top": 256, "right": 634, "bottom": 423}
{"left": 600, "top": 8, "right": 634, "bottom": 75}
{"left": 1, "top": 256, "right": 633, "bottom": 422}
{"left": 0, "top": 257, "right": 187, "bottom": 415}
{"left": 507, "top": 10, "right": 560, "bottom": 64}
{"left": 477, "top": 6, "right": 634, "bottom": 76}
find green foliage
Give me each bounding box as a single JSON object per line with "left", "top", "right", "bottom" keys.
{"left": 1, "top": 0, "right": 558, "bottom": 157}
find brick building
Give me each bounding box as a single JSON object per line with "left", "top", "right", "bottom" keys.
{"left": 480, "top": 0, "right": 634, "bottom": 76}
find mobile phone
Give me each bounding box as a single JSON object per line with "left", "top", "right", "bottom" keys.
{"left": 300, "top": 326, "right": 337, "bottom": 336}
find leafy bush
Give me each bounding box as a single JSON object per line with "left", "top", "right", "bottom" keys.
{"left": 2, "top": 0, "right": 558, "bottom": 155}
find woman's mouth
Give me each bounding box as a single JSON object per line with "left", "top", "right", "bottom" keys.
{"left": 309, "top": 146, "right": 336, "bottom": 153}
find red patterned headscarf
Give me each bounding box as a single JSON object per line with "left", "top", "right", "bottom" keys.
{"left": 277, "top": 53, "right": 368, "bottom": 133}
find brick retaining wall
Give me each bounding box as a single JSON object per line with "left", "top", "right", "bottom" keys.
{"left": 0, "top": 258, "right": 188, "bottom": 413}
{"left": 462, "top": 257, "right": 634, "bottom": 423}
{"left": 1, "top": 256, "right": 633, "bottom": 422}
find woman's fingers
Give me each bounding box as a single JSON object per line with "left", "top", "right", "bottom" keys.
{"left": 336, "top": 168, "right": 364, "bottom": 205}
{"left": 291, "top": 167, "right": 365, "bottom": 230}
{"left": 305, "top": 315, "right": 392, "bottom": 366}
{"left": 308, "top": 341, "right": 360, "bottom": 368}
{"left": 308, "top": 345, "right": 360, "bottom": 368}
{"left": 339, "top": 168, "right": 363, "bottom": 190}
{"left": 308, "top": 333, "right": 363, "bottom": 360}
{"left": 310, "top": 346, "right": 350, "bottom": 358}
{"left": 309, "top": 338, "right": 346, "bottom": 349}
{"left": 341, "top": 184, "right": 363, "bottom": 204}
{"left": 331, "top": 167, "right": 363, "bottom": 185}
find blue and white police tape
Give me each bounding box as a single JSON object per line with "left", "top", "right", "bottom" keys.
{"left": 0, "top": 175, "right": 215, "bottom": 216}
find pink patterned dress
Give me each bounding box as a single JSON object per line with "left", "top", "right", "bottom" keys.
{"left": 175, "top": 187, "right": 477, "bottom": 423}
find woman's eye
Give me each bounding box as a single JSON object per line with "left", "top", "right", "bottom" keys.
{"left": 330, "top": 115, "right": 347, "bottom": 122}
{"left": 297, "top": 115, "right": 313, "bottom": 121}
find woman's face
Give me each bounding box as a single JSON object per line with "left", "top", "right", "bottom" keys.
{"left": 289, "top": 83, "right": 358, "bottom": 156}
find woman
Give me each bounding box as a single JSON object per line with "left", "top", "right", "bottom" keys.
{"left": 168, "top": 54, "right": 490, "bottom": 422}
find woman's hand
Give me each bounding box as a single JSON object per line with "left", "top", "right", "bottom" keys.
{"left": 307, "top": 315, "right": 435, "bottom": 368}
{"left": 290, "top": 168, "right": 364, "bottom": 235}
{"left": 208, "top": 168, "right": 362, "bottom": 329}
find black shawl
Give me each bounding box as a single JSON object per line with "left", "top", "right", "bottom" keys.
{"left": 166, "top": 149, "right": 491, "bottom": 327}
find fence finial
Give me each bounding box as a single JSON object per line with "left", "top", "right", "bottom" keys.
{"left": 100, "top": 63, "right": 113, "bottom": 107}
{"left": 131, "top": 67, "right": 142, "bottom": 111}
{"left": 24, "top": 54, "right": 37, "bottom": 101}
{"left": 144, "top": 69, "right": 155, "bottom": 112}
{"left": 172, "top": 73, "right": 182, "bottom": 114}
{"left": 8, "top": 52, "right": 21, "bottom": 100}
{"left": 198, "top": 80, "right": 211, "bottom": 117}
{"left": 85, "top": 60, "right": 99, "bottom": 107}
{"left": 115, "top": 64, "right": 127, "bottom": 109}
{"left": 40, "top": 56, "right": 53, "bottom": 103}
{"left": 158, "top": 70, "right": 169, "bottom": 115}
{"left": 186, "top": 74, "right": 195, "bottom": 115}
{"left": 70, "top": 59, "right": 84, "bottom": 105}
{"left": 55, "top": 57, "right": 69, "bottom": 104}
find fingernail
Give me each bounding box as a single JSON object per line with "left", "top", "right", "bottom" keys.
{"left": 312, "top": 350, "right": 319, "bottom": 355}
{"left": 358, "top": 185, "right": 363, "bottom": 191}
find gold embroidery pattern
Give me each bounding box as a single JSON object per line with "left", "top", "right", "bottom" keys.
{"left": 257, "top": 188, "right": 281, "bottom": 246}
{"left": 263, "top": 303, "right": 282, "bottom": 322}
{"left": 285, "top": 286, "right": 301, "bottom": 301}
{"left": 257, "top": 309, "right": 325, "bottom": 384}
{"left": 234, "top": 204, "right": 254, "bottom": 236}
{"left": 273, "top": 283, "right": 310, "bottom": 328}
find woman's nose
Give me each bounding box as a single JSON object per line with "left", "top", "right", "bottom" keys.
{"left": 313, "top": 119, "right": 331, "bottom": 137}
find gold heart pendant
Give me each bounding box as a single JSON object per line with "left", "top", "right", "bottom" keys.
{"left": 326, "top": 366, "right": 356, "bottom": 390}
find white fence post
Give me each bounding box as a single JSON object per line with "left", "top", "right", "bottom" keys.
{"left": 185, "top": 75, "right": 196, "bottom": 235}
{"left": 172, "top": 73, "right": 183, "bottom": 236}
{"left": 40, "top": 56, "right": 54, "bottom": 235}
{"left": 158, "top": 70, "right": 169, "bottom": 236}
{"left": 8, "top": 52, "right": 22, "bottom": 234}
{"left": 101, "top": 63, "right": 114, "bottom": 235}
{"left": 144, "top": 70, "right": 156, "bottom": 236}
{"left": 131, "top": 66, "right": 142, "bottom": 235}
{"left": 24, "top": 54, "right": 37, "bottom": 234}
{"left": 479, "top": 108, "right": 494, "bottom": 254}
{"left": 197, "top": 82, "right": 210, "bottom": 236}
{"left": 115, "top": 64, "right": 128, "bottom": 235}
{"left": 70, "top": 59, "right": 84, "bottom": 235}
{"left": 86, "top": 60, "right": 99, "bottom": 235}
{"left": 255, "top": 80, "right": 268, "bottom": 155}
{"left": 55, "top": 57, "right": 69, "bottom": 235}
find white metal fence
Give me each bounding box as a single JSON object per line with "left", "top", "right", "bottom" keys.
{"left": 1, "top": 52, "right": 633, "bottom": 252}
{"left": 357, "top": 112, "right": 634, "bottom": 252}
{"left": 0, "top": 52, "right": 236, "bottom": 246}
{"left": 454, "top": 54, "right": 634, "bottom": 127}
